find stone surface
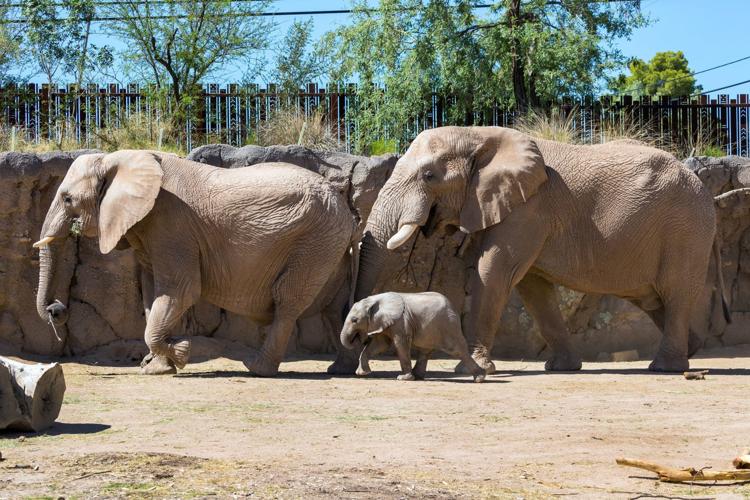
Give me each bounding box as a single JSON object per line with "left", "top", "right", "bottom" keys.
{"left": 1, "top": 149, "right": 749, "bottom": 363}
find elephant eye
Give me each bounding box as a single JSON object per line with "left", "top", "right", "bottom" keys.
{"left": 422, "top": 170, "right": 435, "bottom": 182}
{"left": 62, "top": 194, "right": 73, "bottom": 205}
{"left": 351, "top": 316, "right": 358, "bottom": 323}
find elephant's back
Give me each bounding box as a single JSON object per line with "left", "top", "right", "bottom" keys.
{"left": 531, "top": 139, "right": 715, "bottom": 293}
{"left": 536, "top": 139, "right": 712, "bottom": 213}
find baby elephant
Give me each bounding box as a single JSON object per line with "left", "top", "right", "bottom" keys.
{"left": 341, "top": 292, "right": 485, "bottom": 382}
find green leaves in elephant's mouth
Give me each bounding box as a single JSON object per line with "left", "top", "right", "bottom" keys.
{"left": 70, "top": 218, "right": 83, "bottom": 237}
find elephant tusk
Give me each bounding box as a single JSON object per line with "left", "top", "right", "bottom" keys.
{"left": 386, "top": 224, "right": 419, "bottom": 250}
{"left": 32, "top": 236, "right": 55, "bottom": 248}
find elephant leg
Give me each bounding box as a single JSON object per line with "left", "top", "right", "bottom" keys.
{"left": 649, "top": 296, "right": 694, "bottom": 372}
{"left": 357, "top": 335, "right": 390, "bottom": 376}
{"left": 393, "top": 336, "right": 415, "bottom": 381}
{"left": 412, "top": 350, "right": 432, "bottom": 380}
{"left": 640, "top": 304, "right": 703, "bottom": 359}
{"left": 459, "top": 219, "right": 547, "bottom": 375}
{"left": 517, "top": 274, "right": 582, "bottom": 371}
{"left": 245, "top": 249, "right": 332, "bottom": 376}
{"left": 138, "top": 265, "right": 176, "bottom": 375}
{"left": 142, "top": 294, "right": 192, "bottom": 372}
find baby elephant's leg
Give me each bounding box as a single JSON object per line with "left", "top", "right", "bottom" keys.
{"left": 412, "top": 350, "right": 432, "bottom": 380}
{"left": 393, "top": 334, "right": 415, "bottom": 381}
{"left": 357, "top": 335, "right": 390, "bottom": 376}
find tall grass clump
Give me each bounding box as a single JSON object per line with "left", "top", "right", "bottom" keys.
{"left": 93, "top": 113, "right": 184, "bottom": 154}
{"left": 257, "top": 107, "right": 341, "bottom": 151}
{"left": 514, "top": 108, "right": 578, "bottom": 144}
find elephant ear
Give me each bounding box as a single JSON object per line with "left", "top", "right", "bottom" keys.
{"left": 459, "top": 128, "right": 548, "bottom": 233}
{"left": 368, "top": 293, "right": 405, "bottom": 332}
{"left": 98, "top": 150, "right": 163, "bottom": 254}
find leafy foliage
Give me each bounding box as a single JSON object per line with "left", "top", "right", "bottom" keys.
{"left": 107, "top": 0, "right": 273, "bottom": 128}
{"left": 323, "top": 0, "right": 647, "bottom": 153}
{"left": 273, "top": 19, "right": 326, "bottom": 94}
{"left": 610, "top": 51, "right": 701, "bottom": 96}
{"left": 22, "top": 0, "right": 112, "bottom": 85}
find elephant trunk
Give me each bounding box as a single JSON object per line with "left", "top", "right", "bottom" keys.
{"left": 354, "top": 200, "right": 403, "bottom": 301}
{"left": 35, "top": 202, "right": 71, "bottom": 326}
{"left": 354, "top": 176, "right": 429, "bottom": 301}
{"left": 340, "top": 324, "right": 359, "bottom": 350}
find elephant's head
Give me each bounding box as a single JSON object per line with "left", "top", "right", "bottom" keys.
{"left": 354, "top": 126, "right": 547, "bottom": 300}
{"left": 34, "top": 150, "right": 163, "bottom": 327}
{"left": 340, "top": 293, "right": 405, "bottom": 349}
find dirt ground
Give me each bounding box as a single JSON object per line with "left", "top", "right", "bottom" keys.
{"left": 3, "top": 345, "right": 750, "bottom": 499}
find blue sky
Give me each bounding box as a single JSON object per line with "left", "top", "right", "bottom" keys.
{"left": 247, "top": 0, "right": 750, "bottom": 95}
{"left": 37, "top": 0, "right": 750, "bottom": 95}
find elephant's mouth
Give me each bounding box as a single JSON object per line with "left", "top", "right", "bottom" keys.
{"left": 359, "top": 331, "right": 371, "bottom": 346}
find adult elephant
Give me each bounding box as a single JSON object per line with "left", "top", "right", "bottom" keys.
{"left": 354, "top": 126, "right": 729, "bottom": 373}
{"left": 34, "top": 150, "right": 355, "bottom": 377}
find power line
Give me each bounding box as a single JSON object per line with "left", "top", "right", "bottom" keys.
{"left": 0, "top": 4, "right": 494, "bottom": 24}
{"left": 619, "top": 54, "right": 750, "bottom": 94}
{"left": 1, "top": 5, "right": 495, "bottom": 23}
{"left": 6, "top": 0, "right": 266, "bottom": 6}
{"left": 691, "top": 78, "right": 750, "bottom": 97}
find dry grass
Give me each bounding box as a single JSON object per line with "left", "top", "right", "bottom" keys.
{"left": 0, "top": 113, "right": 187, "bottom": 155}
{"left": 514, "top": 108, "right": 578, "bottom": 144}
{"left": 92, "top": 113, "right": 184, "bottom": 155}
{"left": 513, "top": 107, "right": 724, "bottom": 159}
{"left": 257, "top": 107, "right": 341, "bottom": 151}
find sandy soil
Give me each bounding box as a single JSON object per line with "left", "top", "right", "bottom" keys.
{"left": 3, "top": 346, "right": 750, "bottom": 499}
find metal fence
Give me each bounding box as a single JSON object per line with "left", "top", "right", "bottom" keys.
{"left": 1, "top": 82, "right": 748, "bottom": 156}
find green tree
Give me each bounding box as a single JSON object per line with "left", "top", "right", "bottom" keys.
{"left": 0, "top": 1, "right": 24, "bottom": 84}
{"left": 611, "top": 51, "right": 701, "bottom": 96}
{"left": 109, "top": 0, "right": 273, "bottom": 125}
{"left": 273, "top": 19, "right": 325, "bottom": 94}
{"left": 22, "top": 0, "right": 106, "bottom": 86}
{"left": 324, "top": 0, "right": 647, "bottom": 153}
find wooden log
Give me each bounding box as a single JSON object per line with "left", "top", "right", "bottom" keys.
{"left": 683, "top": 370, "right": 709, "bottom": 380}
{"left": 617, "top": 458, "right": 750, "bottom": 482}
{"left": 0, "top": 364, "right": 23, "bottom": 429}
{"left": 0, "top": 357, "right": 66, "bottom": 432}
{"left": 733, "top": 449, "right": 750, "bottom": 469}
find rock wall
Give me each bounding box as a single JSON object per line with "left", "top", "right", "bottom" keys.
{"left": 1, "top": 148, "right": 749, "bottom": 363}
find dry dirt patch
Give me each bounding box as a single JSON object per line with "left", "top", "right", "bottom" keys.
{"left": 2, "top": 347, "right": 750, "bottom": 498}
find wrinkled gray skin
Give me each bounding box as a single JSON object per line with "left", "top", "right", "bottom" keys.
{"left": 35, "top": 150, "right": 355, "bottom": 376}
{"left": 354, "top": 126, "right": 727, "bottom": 374}
{"left": 341, "top": 292, "right": 485, "bottom": 382}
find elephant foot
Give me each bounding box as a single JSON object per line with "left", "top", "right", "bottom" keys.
{"left": 473, "top": 374, "right": 486, "bottom": 383}
{"left": 327, "top": 352, "right": 359, "bottom": 375}
{"left": 455, "top": 356, "right": 496, "bottom": 375}
{"left": 167, "top": 338, "right": 191, "bottom": 369}
{"left": 649, "top": 354, "right": 689, "bottom": 373}
{"left": 397, "top": 372, "right": 416, "bottom": 381}
{"left": 544, "top": 353, "right": 582, "bottom": 371}
{"left": 355, "top": 366, "right": 372, "bottom": 377}
{"left": 243, "top": 353, "right": 280, "bottom": 377}
{"left": 141, "top": 354, "right": 177, "bottom": 375}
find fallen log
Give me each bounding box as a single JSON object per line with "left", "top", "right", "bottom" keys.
{"left": 0, "top": 357, "right": 66, "bottom": 432}
{"left": 684, "top": 370, "right": 709, "bottom": 380}
{"left": 733, "top": 450, "right": 750, "bottom": 469}
{"left": 617, "top": 458, "right": 750, "bottom": 482}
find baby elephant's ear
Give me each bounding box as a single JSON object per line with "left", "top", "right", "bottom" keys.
{"left": 368, "top": 293, "right": 405, "bottom": 330}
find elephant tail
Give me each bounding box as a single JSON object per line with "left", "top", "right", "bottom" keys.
{"left": 713, "top": 237, "right": 732, "bottom": 324}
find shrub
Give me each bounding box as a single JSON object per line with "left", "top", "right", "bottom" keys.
{"left": 514, "top": 108, "right": 578, "bottom": 144}
{"left": 257, "top": 107, "right": 341, "bottom": 151}
{"left": 369, "top": 139, "right": 398, "bottom": 155}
